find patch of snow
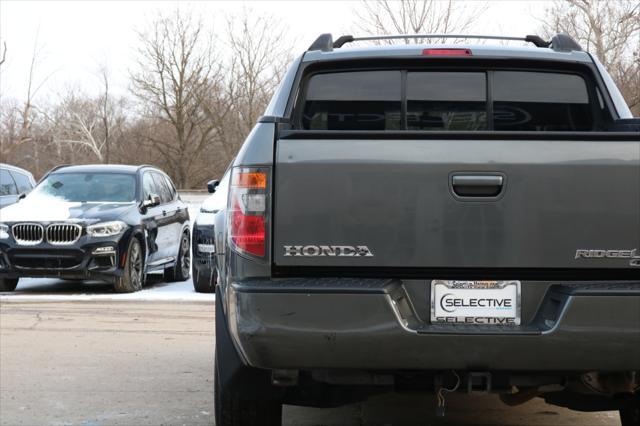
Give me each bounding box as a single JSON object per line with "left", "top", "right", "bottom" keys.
{"left": 1, "top": 275, "right": 214, "bottom": 303}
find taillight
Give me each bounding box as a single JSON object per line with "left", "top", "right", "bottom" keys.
{"left": 422, "top": 48, "right": 472, "bottom": 56}
{"left": 228, "top": 167, "right": 269, "bottom": 257}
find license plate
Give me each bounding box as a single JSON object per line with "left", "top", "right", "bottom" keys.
{"left": 430, "top": 280, "right": 521, "bottom": 325}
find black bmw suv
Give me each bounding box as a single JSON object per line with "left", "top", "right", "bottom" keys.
{"left": 0, "top": 164, "right": 190, "bottom": 293}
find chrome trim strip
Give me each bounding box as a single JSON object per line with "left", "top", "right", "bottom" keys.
{"left": 147, "top": 256, "right": 175, "bottom": 267}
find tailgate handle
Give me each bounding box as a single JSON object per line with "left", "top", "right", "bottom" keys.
{"left": 451, "top": 174, "right": 504, "bottom": 197}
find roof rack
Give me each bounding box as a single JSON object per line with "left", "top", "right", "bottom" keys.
{"left": 308, "top": 33, "right": 582, "bottom": 53}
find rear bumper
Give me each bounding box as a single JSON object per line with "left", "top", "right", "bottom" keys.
{"left": 227, "top": 279, "right": 640, "bottom": 371}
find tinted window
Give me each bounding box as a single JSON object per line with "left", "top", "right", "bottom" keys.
{"left": 493, "top": 71, "right": 592, "bottom": 131}
{"left": 30, "top": 173, "right": 136, "bottom": 202}
{"left": 0, "top": 169, "right": 17, "bottom": 196}
{"left": 151, "top": 173, "right": 172, "bottom": 204}
{"left": 142, "top": 172, "right": 156, "bottom": 200}
{"left": 407, "top": 72, "right": 487, "bottom": 130}
{"left": 302, "top": 71, "right": 402, "bottom": 130}
{"left": 10, "top": 171, "right": 33, "bottom": 193}
{"left": 162, "top": 175, "right": 177, "bottom": 200}
{"left": 299, "top": 68, "right": 597, "bottom": 132}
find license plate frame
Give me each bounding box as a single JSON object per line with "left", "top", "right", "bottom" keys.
{"left": 430, "top": 280, "right": 521, "bottom": 325}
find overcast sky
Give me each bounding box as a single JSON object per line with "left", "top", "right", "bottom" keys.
{"left": 1, "top": 1, "right": 549, "bottom": 103}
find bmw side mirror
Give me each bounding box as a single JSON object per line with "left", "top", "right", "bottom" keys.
{"left": 207, "top": 180, "right": 220, "bottom": 194}
{"left": 142, "top": 193, "right": 161, "bottom": 208}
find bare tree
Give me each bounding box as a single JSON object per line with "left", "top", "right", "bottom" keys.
{"left": 355, "top": 0, "right": 486, "bottom": 44}
{"left": 616, "top": 50, "right": 640, "bottom": 113}
{"left": 227, "top": 10, "right": 291, "bottom": 130}
{"left": 0, "top": 42, "right": 6, "bottom": 68}
{"left": 542, "top": 0, "right": 640, "bottom": 114}
{"left": 130, "top": 9, "right": 223, "bottom": 188}
{"left": 98, "top": 65, "right": 112, "bottom": 163}
{"left": 51, "top": 91, "right": 107, "bottom": 162}
{"left": 224, "top": 9, "right": 292, "bottom": 144}
{"left": 0, "top": 34, "right": 54, "bottom": 161}
{"left": 1, "top": 98, "right": 51, "bottom": 175}
{"left": 0, "top": 99, "right": 23, "bottom": 160}
{"left": 3, "top": 8, "right": 296, "bottom": 187}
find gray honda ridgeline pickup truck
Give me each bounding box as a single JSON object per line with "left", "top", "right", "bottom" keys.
{"left": 213, "top": 33, "right": 640, "bottom": 425}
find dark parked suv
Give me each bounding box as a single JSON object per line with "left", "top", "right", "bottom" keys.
{"left": 213, "top": 33, "right": 640, "bottom": 425}
{"left": 0, "top": 164, "right": 190, "bottom": 293}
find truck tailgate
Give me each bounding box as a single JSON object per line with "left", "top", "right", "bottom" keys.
{"left": 273, "top": 135, "right": 640, "bottom": 271}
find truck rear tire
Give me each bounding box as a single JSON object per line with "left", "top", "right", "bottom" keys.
{"left": 0, "top": 277, "right": 19, "bottom": 292}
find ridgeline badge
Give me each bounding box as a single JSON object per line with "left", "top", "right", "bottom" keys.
{"left": 575, "top": 249, "right": 640, "bottom": 267}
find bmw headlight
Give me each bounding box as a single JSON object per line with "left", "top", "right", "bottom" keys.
{"left": 0, "top": 224, "right": 9, "bottom": 239}
{"left": 87, "top": 221, "right": 127, "bottom": 237}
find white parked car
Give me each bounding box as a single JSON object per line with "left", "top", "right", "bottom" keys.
{"left": 191, "top": 166, "right": 230, "bottom": 293}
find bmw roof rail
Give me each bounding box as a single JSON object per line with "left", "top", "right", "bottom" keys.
{"left": 308, "top": 33, "right": 582, "bottom": 52}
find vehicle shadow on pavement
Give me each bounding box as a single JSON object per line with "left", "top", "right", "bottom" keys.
{"left": 283, "top": 393, "right": 619, "bottom": 426}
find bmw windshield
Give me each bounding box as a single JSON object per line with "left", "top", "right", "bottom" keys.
{"left": 30, "top": 173, "right": 137, "bottom": 203}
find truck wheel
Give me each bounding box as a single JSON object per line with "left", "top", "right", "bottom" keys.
{"left": 192, "top": 266, "right": 216, "bottom": 293}
{"left": 113, "top": 237, "right": 144, "bottom": 293}
{"left": 214, "top": 354, "right": 282, "bottom": 426}
{"left": 164, "top": 231, "right": 190, "bottom": 282}
{"left": 0, "top": 277, "right": 19, "bottom": 292}
{"left": 620, "top": 403, "right": 640, "bottom": 426}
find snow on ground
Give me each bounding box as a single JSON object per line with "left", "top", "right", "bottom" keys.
{"left": 0, "top": 192, "right": 214, "bottom": 303}
{"left": 1, "top": 275, "right": 214, "bottom": 302}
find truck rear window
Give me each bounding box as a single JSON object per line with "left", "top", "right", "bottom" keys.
{"left": 493, "top": 72, "right": 591, "bottom": 131}
{"left": 407, "top": 72, "right": 487, "bottom": 131}
{"left": 303, "top": 71, "right": 402, "bottom": 130}
{"left": 300, "top": 69, "right": 594, "bottom": 131}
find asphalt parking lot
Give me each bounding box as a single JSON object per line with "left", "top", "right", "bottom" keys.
{"left": 0, "top": 299, "right": 620, "bottom": 426}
